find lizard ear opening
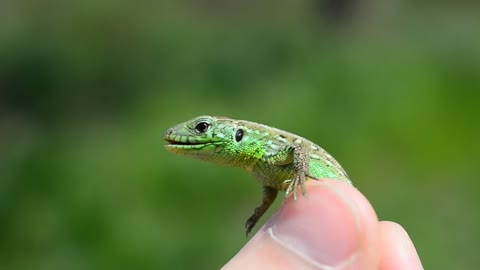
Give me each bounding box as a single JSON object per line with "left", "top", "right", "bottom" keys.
{"left": 235, "top": 129, "right": 244, "bottom": 142}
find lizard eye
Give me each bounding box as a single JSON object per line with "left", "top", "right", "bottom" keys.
{"left": 195, "top": 122, "right": 210, "bottom": 133}
{"left": 235, "top": 129, "right": 244, "bottom": 142}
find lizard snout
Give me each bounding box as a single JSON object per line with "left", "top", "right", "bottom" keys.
{"left": 164, "top": 128, "right": 173, "bottom": 137}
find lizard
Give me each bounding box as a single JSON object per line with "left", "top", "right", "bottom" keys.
{"left": 164, "top": 115, "right": 352, "bottom": 236}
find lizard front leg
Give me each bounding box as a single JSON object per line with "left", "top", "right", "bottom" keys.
{"left": 284, "top": 144, "right": 311, "bottom": 200}
{"left": 245, "top": 186, "right": 278, "bottom": 236}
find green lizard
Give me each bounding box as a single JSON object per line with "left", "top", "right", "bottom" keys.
{"left": 164, "top": 115, "right": 352, "bottom": 235}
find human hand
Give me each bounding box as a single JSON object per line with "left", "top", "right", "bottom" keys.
{"left": 223, "top": 179, "right": 423, "bottom": 269}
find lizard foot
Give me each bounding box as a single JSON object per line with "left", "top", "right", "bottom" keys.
{"left": 284, "top": 172, "right": 307, "bottom": 200}
{"left": 245, "top": 186, "right": 277, "bottom": 236}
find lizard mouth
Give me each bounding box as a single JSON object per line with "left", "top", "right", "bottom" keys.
{"left": 164, "top": 128, "right": 200, "bottom": 146}
{"left": 164, "top": 138, "right": 200, "bottom": 147}
{"left": 164, "top": 137, "right": 208, "bottom": 150}
{"left": 164, "top": 138, "right": 192, "bottom": 145}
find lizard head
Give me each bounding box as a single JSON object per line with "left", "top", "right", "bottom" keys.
{"left": 164, "top": 115, "right": 265, "bottom": 167}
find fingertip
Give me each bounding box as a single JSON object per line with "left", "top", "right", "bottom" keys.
{"left": 270, "top": 180, "right": 363, "bottom": 267}
{"left": 224, "top": 179, "right": 382, "bottom": 269}
{"left": 379, "top": 221, "right": 424, "bottom": 270}
{"left": 308, "top": 179, "right": 381, "bottom": 268}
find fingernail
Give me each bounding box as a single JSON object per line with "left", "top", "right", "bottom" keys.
{"left": 268, "top": 182, "right": 361, "bottom": 267}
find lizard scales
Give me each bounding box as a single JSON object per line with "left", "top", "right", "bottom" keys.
{"left": 164, "top": 115, "right": 352, "bottom": 235}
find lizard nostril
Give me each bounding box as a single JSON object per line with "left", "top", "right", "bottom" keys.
{"left": 165, "top": 128, "right": 173, "bottom": 136}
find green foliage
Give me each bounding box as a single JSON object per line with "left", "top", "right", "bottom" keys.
{"left": 1, "top": 1, "right": 479, "bottom": 269}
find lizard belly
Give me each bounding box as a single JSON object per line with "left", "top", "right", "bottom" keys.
{"left": 251, "top": 162, "right": 294, "bottom": 191}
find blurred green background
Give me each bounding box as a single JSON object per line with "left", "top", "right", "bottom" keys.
{"left": 1, "top": 0, "right": 479, "bottom": 269}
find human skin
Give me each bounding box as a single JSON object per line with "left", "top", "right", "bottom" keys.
{"left": 223, "top": 179, "right": 423, "bottom": 270}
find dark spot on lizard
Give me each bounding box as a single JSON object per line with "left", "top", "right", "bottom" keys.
{"left": 235, "top": 129, "right": 244, "bottom": 142}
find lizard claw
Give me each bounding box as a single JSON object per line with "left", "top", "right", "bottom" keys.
{"left": 284, "top": 173, "right": 307, "bottom": 200}
{"left": 245, "top": 217, "right": 255, "bottom": 237}
{"left": 283, "top": 179, "right": 293, "bottom": 198}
